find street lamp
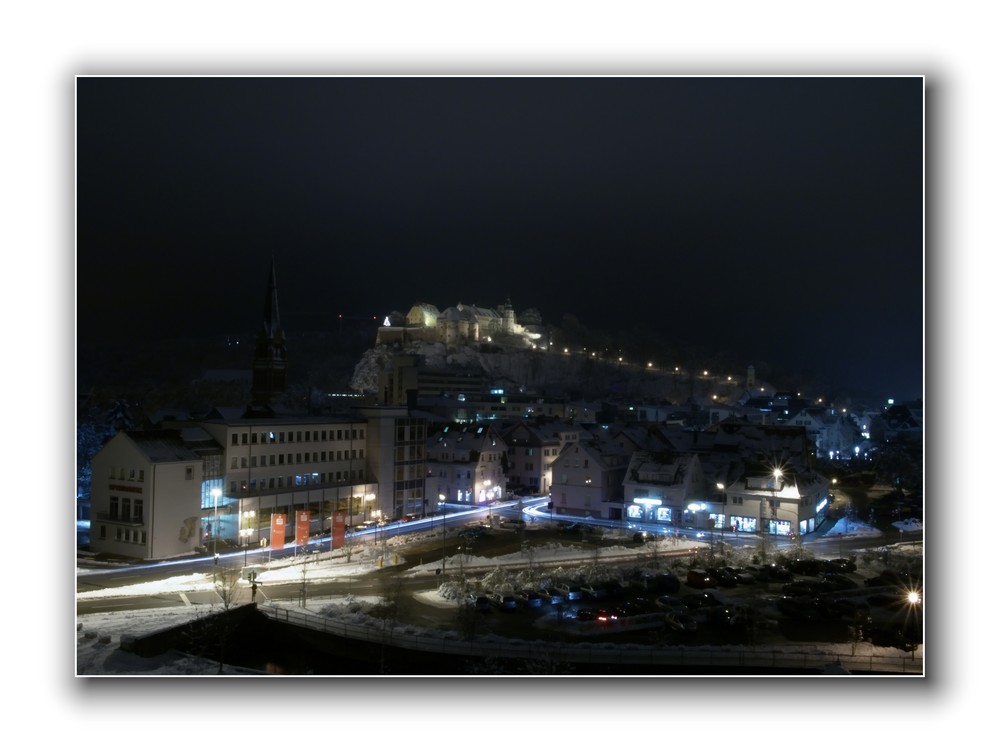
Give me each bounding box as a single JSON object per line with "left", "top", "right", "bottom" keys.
{"left": 716, "top": 482, "right": 726, "bottom": 551}
{"left": 240, "top": 508, "right": 256, "bottom": 567}
{"left": 210, "top": 487, "right": 221, "bottom": 584}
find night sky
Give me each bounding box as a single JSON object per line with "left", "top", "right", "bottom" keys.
{"left": 77, "top": 76, "right": 924, "bottom": 400}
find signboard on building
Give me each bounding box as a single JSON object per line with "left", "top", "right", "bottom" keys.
{"left": 271, "top": 513, "right": 286, "bottom": 551}
{"left": 332, "top": 511, "right": 346, "bottom": 549}
{"left": 295, "top": 510, "right": 310, "bottom": 546}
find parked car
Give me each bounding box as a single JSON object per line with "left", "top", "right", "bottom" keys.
{"left": 654, "top": 595, "right": 687, "bottom": 612}
{"left": 617, "top": 598, "right": 653, "bottom": 616}
{"left": 682, "top": 592, "right": 722, "bottom": 609}
{"left": 665, "top": 611, "right": 698, "bottom": 633}
{"left": 553, "top": 583, "right": 586, "bottom": 601}
{"left": 575, "top": 608, "right": 597, "bottom": 621}
{"left": 821, "top": 558, "right": 857, "bottom": 573}
{"left": 782, "top": 579, "right": 825, "bottom": 596}
{"left": 707, "top": 567, "right": 739, "bottom": 588}
{"left": 537, "top": 587, "right": 565, "bottom": 605}
{"left": 787, "top": 558, "right": 823, "bottom": 576}
{"left": 633, "top": 530, "right": 659, "bottom": 543}
{"left": 731, "top": 568, "right": 756, "bottom": 585}
{"left": 472, "top": 595, "right": 493, "bottom": 613}
{"left": 749, "top": 563, "right": 793, "bottom": 582}
{"left": 516, "top": 591, "right": 544, "bottom": 608}
{"left": 459, "top": 527, "right": 488, "bottom": 541}
{"left": 492, "top": 593, "right": 518, "bottom": 611}
{"left": 820, "top": 573, "right": 858, "bottom": 591}
{"left": 686, "top": 569, "right": 717, "bottom": 588}
{"left": 581, "top": 583, "right": 609, "bottom": 600}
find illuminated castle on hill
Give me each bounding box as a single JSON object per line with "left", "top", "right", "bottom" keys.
{"left": 376, "top": 299, "right": 544, "bottom": 350}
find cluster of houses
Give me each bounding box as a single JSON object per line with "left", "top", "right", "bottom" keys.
{"left": 83, "top": 266, "right": 920, "bottom": 562}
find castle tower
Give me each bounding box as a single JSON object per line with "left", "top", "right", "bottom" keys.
{"left": 249, "top": 259, "right": 288, "bottom": 409}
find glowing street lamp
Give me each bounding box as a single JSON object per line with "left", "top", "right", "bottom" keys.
{"left": 210, "top": 487, "right": 221, "bottom": 584}
{"left": 716, "top": 482, "right": 726, "bottom": 549}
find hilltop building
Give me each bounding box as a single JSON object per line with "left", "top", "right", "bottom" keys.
{"left": 376, "top": 299, "right": 544, "bottom": 350}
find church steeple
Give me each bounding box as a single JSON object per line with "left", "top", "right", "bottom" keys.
{"left": 249, "top": 258, "right": 288, "bottom": 410}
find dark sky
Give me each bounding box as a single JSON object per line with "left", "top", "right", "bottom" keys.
{"left": 77, "top": 76, "right": 923, "bottom": 400}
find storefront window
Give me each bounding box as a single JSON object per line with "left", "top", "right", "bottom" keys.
{"left": 731, "top": 516, "right": 757, "bottom": 533}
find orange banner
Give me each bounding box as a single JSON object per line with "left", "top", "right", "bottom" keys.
{"left": 332, "top": 512, "right": 346, "bottom": 549}
{"left": 271, "top": 513, "right": 286, "bottom": 551}
{"left": 295, "top": 510, "right": 310, "bottom": 546}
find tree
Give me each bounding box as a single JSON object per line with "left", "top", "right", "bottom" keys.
{"left": 213, "top": 566, "right": 243, "bottom": 674}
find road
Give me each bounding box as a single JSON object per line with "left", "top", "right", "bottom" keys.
{"left": 76, "top": 503, "right": 921, "bottom": 618}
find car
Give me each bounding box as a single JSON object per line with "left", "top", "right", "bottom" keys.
{"left": 787, "top": 558, "right": 823, "bottom": 576}
{"left": 594, "top": 608, "right": 616, "bottom": 622}
{"left": 821, "top": 558, "right": 857, "bottom": 573}
{"left": 575, "top": 608, "right": 597, "bottom": 621}
{"left": 472, "top": 595, "right": 493, "bottom": 612}
{"left": 516, "top": 591, "right": 544, "bottom": 608}
{"left": 750, "top": 563, "right": 793, "bottom": 582}
{"left": 617, "top": 598, "right": 653, "bottom": 616}
{"left": 782, "top": 579, "right": 825, "bottom": 596}
{"left": 499, "top": 517, "right": 526, "bottom": 529}
{"left": 491, "top": 593, "right": 518, "bottom": 610}
{"left": 707, "top": 567, "right": 739, "bottom": 588}
{"left": 664, "top": 611, "right": 698, "bottom": 633}
{"left": 537, "top": 587, "right": 565, "bottom": 605}
{"left": 633, "top": 530, "right": 659, "bottom": 543}
{"left": 731, "top": 568, "right": 756, "bottom": 585}
{"left": 581, "top": 583, "right": 609, "bottom": 600}
{"left": 458, "top": 527, "right": 488, "bottom": 541}
{"left": 654, "top": 595, "right": 687, "bottom": 611}
{"left": 686, "top": 569, "right": 717, "bottom": 588}
{"left": 705, "top": 605, "right": 746, "bottom": 628}
{"left": 820, "top": 573, "right": 858, "bottom": 591}
{"left": 682, "top": 592, "right": 722, "bottom": 609}
{"left": 553, "top": 583, "right": 586, "bottom": 601}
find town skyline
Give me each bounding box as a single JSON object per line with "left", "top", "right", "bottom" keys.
{"left": 76, "top": 76, "right": 924, "bottom": 403}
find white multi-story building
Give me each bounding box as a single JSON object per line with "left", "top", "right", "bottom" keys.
{"left": 548, "top": 436, "right": 631, "bottom": 521}
{"left": 424, "top": 423, "right": 507, "bottom": 506}
{"left": 87, "top": 263, "right": 427, "bottom": 560}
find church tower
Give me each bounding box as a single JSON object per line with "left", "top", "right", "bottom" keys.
{"left": 249, "top": 259, "right": 288, "bottom": 411}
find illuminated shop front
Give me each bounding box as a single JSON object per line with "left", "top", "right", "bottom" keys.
{"left": 627, "top": 497, "right": 674, "bottom": 524}
{"left": 730, "top": 515, "right": 758, "bottom": 533}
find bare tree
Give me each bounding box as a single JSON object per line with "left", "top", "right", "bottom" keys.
{"left": 213, "top": 566, "right": 243, "bottom": 673}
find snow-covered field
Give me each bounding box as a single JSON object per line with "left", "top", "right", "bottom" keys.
{"left": 77, "top": 518, "right": 922, "bottom": 676}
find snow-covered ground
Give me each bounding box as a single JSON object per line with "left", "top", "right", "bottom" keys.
{"left": 77, "top": 518, "right": 923, "bottom": 677}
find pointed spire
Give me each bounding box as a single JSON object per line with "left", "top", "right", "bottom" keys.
{"left": 250, "top": 258, "right": 288, "bottom": 408}
{"left": 261, "top": 256, "right": 284, "bottom": 340}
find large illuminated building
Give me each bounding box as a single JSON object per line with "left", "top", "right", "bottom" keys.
{"left": 375, "top": 299, "right": 545, "bottom": 350}
{"left": 87, "top": 264, "right": 427, "bottom": 561}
